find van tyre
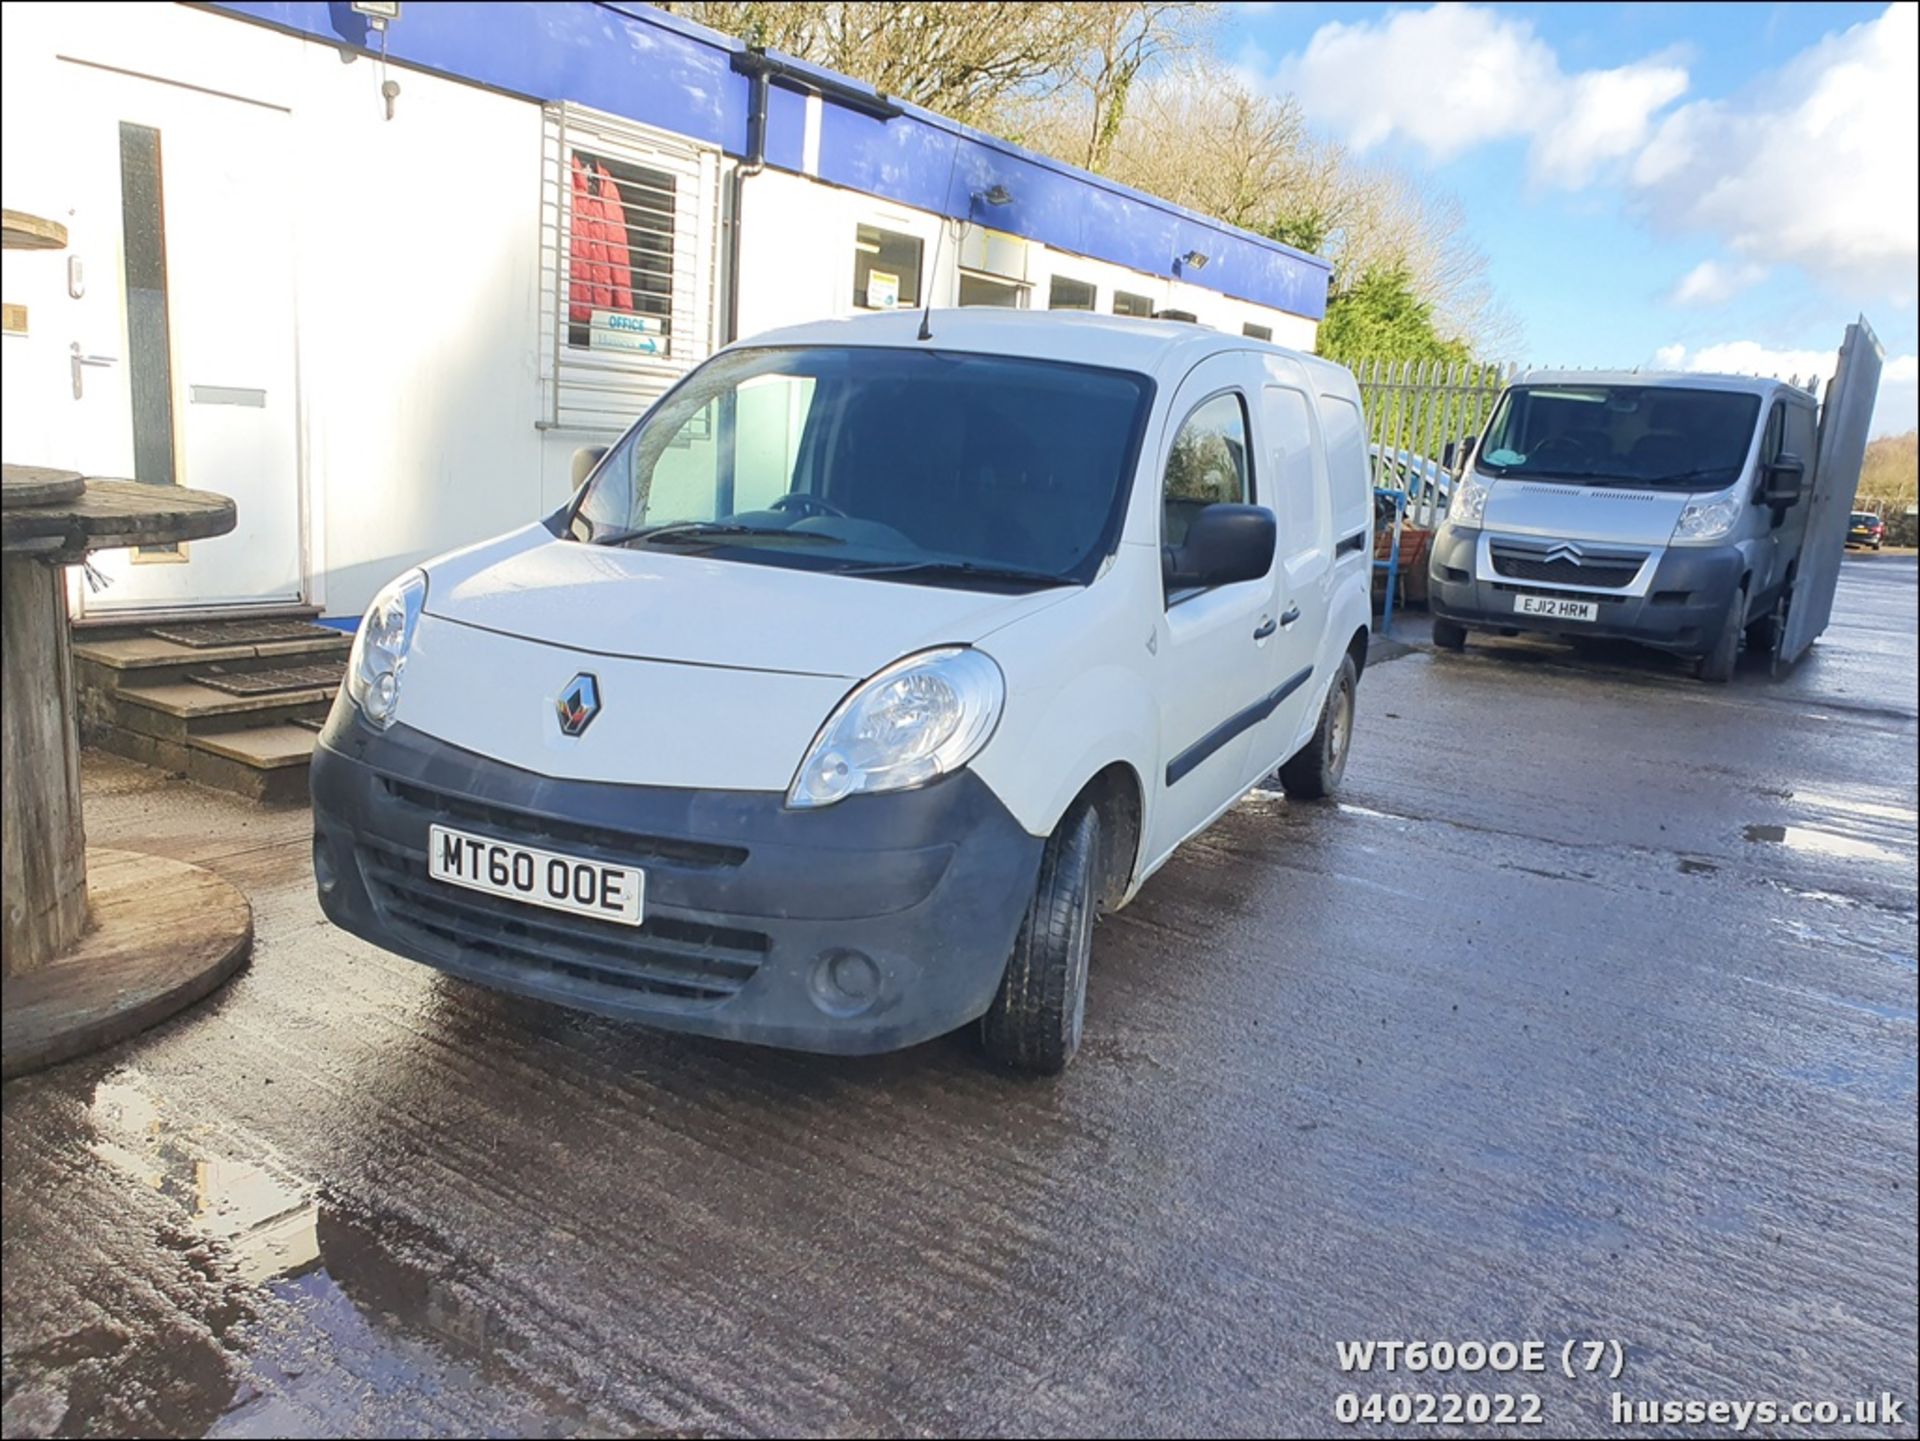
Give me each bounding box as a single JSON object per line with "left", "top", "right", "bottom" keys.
{"left": 979, "top": 805, "right": 1100, "bottom": 1075}
{"left": 1279, "top": 655, "right": 1357, "bottom": 800}
{"left": 1432, "top": 617, "right": 1467, "bottom": 651}
{"left": 1697, "top": 584, "right": 1746, "bottom": 683}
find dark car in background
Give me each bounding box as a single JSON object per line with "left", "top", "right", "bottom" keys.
{"left": 1847, "top": 511, "right": 1885, "bottom": 549}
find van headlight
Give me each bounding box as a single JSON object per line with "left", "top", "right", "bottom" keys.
{"left": 788, "top": 647, "right": 1005, "bottom": 809}
{"left": 346, "top": 569, "right": 426, "bottom": 728}
{"left": 1671, "top": 491, "right": 1743, "bottom": 544}
{"left": 1447, "top": 471, "right": 1491, "bottom": 528}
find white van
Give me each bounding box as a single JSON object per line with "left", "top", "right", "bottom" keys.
{"left": 311, "top": 311, "right": 1374, "bottom": 1072}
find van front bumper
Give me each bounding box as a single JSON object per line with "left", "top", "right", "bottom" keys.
{"left": 309, "top": 704, "right": 1044, "bottom": 1055}
{"left": 1427, "top": 527, "right": 1742, "bottom": 655}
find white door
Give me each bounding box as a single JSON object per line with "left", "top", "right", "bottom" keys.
{"left": 65, "top": 63, "right": 301, "bottom": 612}
{"left": 1242, "top": 378, "right": 1331, "bottom": 783}
{"left": 1145, "top": 358, "right": 1277, "bottom": 864}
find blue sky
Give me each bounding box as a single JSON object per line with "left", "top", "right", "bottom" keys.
{"left": 1225, "top": 2, "right": 1918, "bottom": 433}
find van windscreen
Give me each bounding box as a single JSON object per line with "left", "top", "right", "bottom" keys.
{"left": 569, "top": 346, "right": 1154, "bottom": 589}
{"left": 1477, "top": 386, "right": 1762, "bottom": 490}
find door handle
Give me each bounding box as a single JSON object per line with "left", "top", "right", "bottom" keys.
{"left": 1280, "top": 606, "right": 1302, "bottom": 627}
{"left": 70, "top": 342, "right": 118, "bottom": 399}
{"left": 1253, "top": 618, "right": 1277, "bottom": 640}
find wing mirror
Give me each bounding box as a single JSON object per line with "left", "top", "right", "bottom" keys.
{"left": 1164, "top": 503, "right": 1276, "bottom": 590}
{"left": 1762, "top": 453, "right": 1805, "bottom": 508}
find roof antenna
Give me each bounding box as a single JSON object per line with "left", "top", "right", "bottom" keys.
{"left": 919, "top": 137, "right": 966, "bottom": 342}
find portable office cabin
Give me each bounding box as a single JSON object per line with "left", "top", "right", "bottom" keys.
{"left": 0, "top": 0, "right": 1331, "bottom": 623}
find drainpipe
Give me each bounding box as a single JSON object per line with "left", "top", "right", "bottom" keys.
{"left": 723, "top": 54, "right": 770, "bottom": 345}
{"left": 724, "top": 48, "right": 902, "bottom": 344}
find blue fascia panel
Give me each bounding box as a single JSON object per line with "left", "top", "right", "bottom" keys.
{"left": 204, "top": 1, "right": 1328, "bottom": 318}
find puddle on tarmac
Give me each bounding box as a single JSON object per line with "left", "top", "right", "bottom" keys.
{"left": 90, "top": 1072, "right": 320, "bottom": 1287}
{"left": 67, "top": 1068, "right": 558, "bottom": 1437}
{"left": 1742, "top": 823, "right": 1898, "bottom": 864}
{"left": 1788, "top": 792, "right": 1920, "bottom": 826}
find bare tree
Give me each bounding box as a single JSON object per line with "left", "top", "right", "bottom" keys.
{"left": 1064, "top": 3, "right": 1216, "bottom": 173}
{"left": 665, "top": 2, "right": 1115, "bottom": 126}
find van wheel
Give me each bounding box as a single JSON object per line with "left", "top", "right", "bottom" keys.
{"left": 979, "top": 805, "right": 1100, "bottom": 1075}
{"left": 1697, "top": 585, "right": 1745, "bottom": 683}
{"left": 1279, "top": 655, "right": 1357, "bottom": 800}
{"left": 1432, "top": 618, "right": 1467, "bottom": 651}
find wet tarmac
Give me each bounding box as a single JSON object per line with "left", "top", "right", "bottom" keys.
{"left": 4, "top": 554, "right": 1915, "bottom": 1437}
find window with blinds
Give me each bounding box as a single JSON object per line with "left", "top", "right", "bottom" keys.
{"left": 540, "top": 103, "right": 721, "bottom": 432}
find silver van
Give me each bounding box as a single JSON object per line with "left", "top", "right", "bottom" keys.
{"left": 1426, "top": 371, "right": 1818, "bottom": 681}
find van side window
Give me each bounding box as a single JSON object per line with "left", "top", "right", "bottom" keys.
{"left": 1762, "top": 401, "right": 1786, "bottom": 465}
{"left": 1163, "top": 393, "right": 1251, "bottom": 549}
{"left": 1782, "top": 401, "right": 1816, "bottom": 466}
{"left": 1262, "top": 386, "right": 1321, "bottom": 559}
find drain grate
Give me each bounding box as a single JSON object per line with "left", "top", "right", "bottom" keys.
{"left": 193, "top": 663, "right": 345, "bottom": 696}
{"left": 147, "top": 619, "right": 340, "bottom": 649}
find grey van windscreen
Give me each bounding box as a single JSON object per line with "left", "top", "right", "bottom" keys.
{"left": 569, "top": 346, "right": 1153, "bottom": 589}
{"left": 1477, "top": 386, "right": 1762, "bottom": 490}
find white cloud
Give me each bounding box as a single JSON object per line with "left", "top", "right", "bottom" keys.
{"left": 1629, "top": 4, "right": 1918, "bottom": 300}
{"left": 1531, "top": 59, "right": 1690, "bottom": 188}
{"left": 1262, "top": 3, "right": 1917, "bottom": 303}
{"left": 1653, "top": 340, "right": 1919, "bottom": 435}
{"left": 1270, "top": 5, "right": 1687, "bottom": 187}
{"left": 1669, "top": 259, "right": 1770, "bottom": 307}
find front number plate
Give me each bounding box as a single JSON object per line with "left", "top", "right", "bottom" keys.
{"left": 1515, "top": 594, "right": 1598, "bottom": 622}
{"left": 427, "top": 824, "right": 644, "bottom": 926}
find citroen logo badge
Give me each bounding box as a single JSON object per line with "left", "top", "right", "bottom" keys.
{"left": 556, "top": 673, "right": 601, "bottom": 737}
{"left": 1544, "top": 542, "right": 1583, "bottom": 566}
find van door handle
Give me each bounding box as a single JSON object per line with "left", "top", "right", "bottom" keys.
{"left": 1252, "top": 618, "right": 1277, "bottom": 641}
{"left": 1280, "top": 606, "right": 1302, "bottom": 627}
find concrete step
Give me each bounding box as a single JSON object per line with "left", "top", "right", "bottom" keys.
{"left": 74, "top": 629, "right": 350, "bottom": 691}
{"left": 186, "top": 726, "right": 318, "bottom": 805}
{"left": 101, "top": 678, "right": 337, "bottom": 742}
{"left": 70, "top": 603, "right": 323, "bottom": 642}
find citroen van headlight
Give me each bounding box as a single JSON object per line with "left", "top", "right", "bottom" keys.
{"left": 1671, "top": 491, "right": 1743, "bottom": 544}
{"left": 788, "top": 647, "right": 1005, "bottom": 808}
{"left": 1447, "top": 471, "right": 1491, "bottom": 529}
{"left": 346, "top": 569, "right": 426, "bottom": 729}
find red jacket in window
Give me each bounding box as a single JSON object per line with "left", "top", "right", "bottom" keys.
{"left": 569, "top": 154, "right": 604, "bottom": 323}
{"left": 594, "top": 162, "right": 634, "bottom": 314}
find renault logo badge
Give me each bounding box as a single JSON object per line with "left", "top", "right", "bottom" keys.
{"left": 556, "top": 673, "right": 601, "bottom": 737}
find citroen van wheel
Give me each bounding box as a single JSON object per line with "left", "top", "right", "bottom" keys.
{"left": 1697, "top": 585, "right": 1745, "bottom": 684}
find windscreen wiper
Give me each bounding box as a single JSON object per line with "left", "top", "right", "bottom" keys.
{"left": 603, "top": 522, "right": 846, "bottom": 547}
{"left": 1644, "top": 467, "right": 1738, "bottom": 489}
{"left": 843, "top": 559, "right": 1074, "bottom": 587}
